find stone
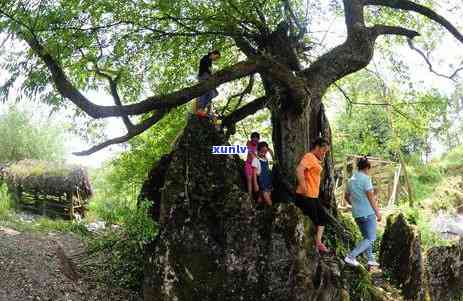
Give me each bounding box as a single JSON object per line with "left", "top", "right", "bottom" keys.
{"left": 141, "top": 116, "right": 387, "bottom": 301}
{"left": 379, "top": 213, "right": 425, "bottom": 301}
{"left": 426, "top": 239, "right": 463, "bottom": 301}
{"left": 0, "top": 227, "right": 20, "bottom": 236}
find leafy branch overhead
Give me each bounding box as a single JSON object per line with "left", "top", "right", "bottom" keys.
{"left": 0, "top": 0, "right": 462, "bottom": 155}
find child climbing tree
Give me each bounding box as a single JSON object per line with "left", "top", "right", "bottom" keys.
{"left": 0, "top": 0, "right": 462, "bottom": 218}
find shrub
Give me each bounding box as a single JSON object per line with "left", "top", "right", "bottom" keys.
{"left": 0, "top": 182, "right": 12, "bottom": 218}
{"left": 86, "top": 200, "right": 158, "bottom": 290}
{"left": 415, "top": 164, "right": 442, "bottom": 184}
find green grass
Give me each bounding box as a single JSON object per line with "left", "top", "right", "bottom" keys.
{"left": 0, "top": 183, "right": 12, "bottom": 218}
{"left": 440, "top": 145, "right": 463, "bottom": 169}
{"left": 84, "top": 200, "right": 157, "bottom": 290}
{"left": 407, "top": 145, "right": 463, "bottom": 214}
{"left": 409, "top": 163, "right": 444, "bottom": 203}
{"left": 0, "top": 210, "right": 90, "bottom": 236}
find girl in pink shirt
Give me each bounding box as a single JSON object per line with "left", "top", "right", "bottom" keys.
{"left": 244, "top": 132, "right": 260, "bottom": 196}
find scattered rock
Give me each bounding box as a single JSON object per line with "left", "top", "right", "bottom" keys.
{"left": 85, "top": 221, "right": 106, "bottom": 232}
{"left": 431, "top": 212, "right": 463, "bottom": 237}
{"left": 426, "top": 239, "right": 463, "bottom": 301}
{"left": 17, "top": 212, "right": 39, "bottom": 223}
{"left": 0, "top": 226, "right": 20, "bottom": 236}
{"left": 55, "top": 242, "right": 80, "bottom": 282}
{"left": 379, "top": 213, "right": 425, "bottom": 300}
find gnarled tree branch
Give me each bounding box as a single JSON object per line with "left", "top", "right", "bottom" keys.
{"left": 97, "top": 70, "right": 135, "bottom": 131}
{"left": 343, "top": 0, "right": 366, "bottom": 34}
{"left": 300, "top": 0, "right": 372, "bottom": 99}
{"left": 22, "top": 32, "right": 258, "bottom": 118}
{"left": 301, "top": 0, "right": 463, "bottom": 106}
{"left": 221, "top": 96, "right": 269, "bottom": 128}
{"left": 77, "top": 42, "right": 135, "bottom": 131}
{"left": 371, "top": 25, "right": 419, "bottom": 38}
{"left": 220, "top": 75, "right": 255, "bottom": 116}
{"left": 73, "top": 109, "right": 168, "bottom": 156}
{"left": 282, "top": 0, "right": 306, "bottom": 40}
{"left": 407, "top": 38, "right": 463, "bottom": 81}
{"left": 364, "top": 0, "right": 463, "bottom": 44}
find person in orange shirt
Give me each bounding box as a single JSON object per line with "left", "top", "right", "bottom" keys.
{"left": 295, "top": 138, "right": 330, "bottom": 253}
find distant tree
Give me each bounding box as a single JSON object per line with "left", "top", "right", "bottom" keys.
{"left": 0, "top": 105, "right": 66, "bottom": 162}
{"left": 433, "top": 83, "right": 463, "bottom": 151}
{"left": 331, "top": 71, "right": 449, "bottom": 162}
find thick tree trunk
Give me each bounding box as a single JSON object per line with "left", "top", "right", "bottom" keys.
{"left": 271, "top": 105, "right": 311, "bottom": 181}
{"left": 313, "top": 104, "right": 337, "bottom": 213}
{"left": 270, "top": 87, "right": 337, "bottom": 212}
{"left": 258, "top": 27, "right": 337, "bottom": 212}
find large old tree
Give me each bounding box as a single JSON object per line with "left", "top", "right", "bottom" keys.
{"left": 1, "top": 0, "right": 463, "bottom": 299}
{"left": 0, "top": 0, "right": 461, "bottom": 188}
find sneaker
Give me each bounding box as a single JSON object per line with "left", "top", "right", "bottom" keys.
{"left": 195, "top": 111, "right": 208, "bottom": 118}
{"left": 316, "top": 242, "right": 329, "bottom": 254}
{"left": 367, "top": 260, "right": 380, "bottom": 267}
{"left": 344, "top": 256, "right": 360, "bottom": 267}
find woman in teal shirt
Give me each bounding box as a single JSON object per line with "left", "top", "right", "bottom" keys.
{"left": 343, "top": 157, "right": 382, "bottom": 268}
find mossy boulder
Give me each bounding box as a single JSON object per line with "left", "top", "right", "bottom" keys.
{"left": 141, "top": 116, "right": 389, "bottom": 301}
{"left": 426, "top": 239, "right": 463, "bottom": 301}
{"left": 342, "top": 266, "right": 392, "bottom": 301}
{"left": 379, "top": 213, "right": 425, "bottom": 300}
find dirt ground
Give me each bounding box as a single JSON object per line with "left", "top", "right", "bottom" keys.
{"left": 0, "top": 227, "right": 142, "bottom": 301}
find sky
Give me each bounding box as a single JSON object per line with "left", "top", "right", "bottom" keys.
{"left": 0, "top": 67, "right": 128, "bottom": 168}
{"left": 0, "top": 1, "right": 462, "bottom": 167}
{"left": 314, "top": 1, "right": 463, "bottom": 158}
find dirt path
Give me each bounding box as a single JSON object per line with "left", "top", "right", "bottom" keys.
{"left": 0, "top": 227, "right": 141, "bottom": 301}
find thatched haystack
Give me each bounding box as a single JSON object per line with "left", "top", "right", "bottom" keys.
{"left": 1, "top": 160, "right": 92, "bottom": 219}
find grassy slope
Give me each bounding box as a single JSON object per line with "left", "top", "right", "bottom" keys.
{"left": 402, "top": 145, "right": 463, "bottom": 250}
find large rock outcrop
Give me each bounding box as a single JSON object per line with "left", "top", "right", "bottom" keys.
{"left": 379, "top": 213, "right": 425, "bottom": 301}
{"left": 426, "top": 239, "right": 463, "bottom": 301}
{"left": 141, "top": 116, "right": 385, "bottom": 301}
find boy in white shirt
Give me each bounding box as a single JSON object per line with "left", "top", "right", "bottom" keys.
{"left": 251, "top": 142, "right": 273, "bottom": 206}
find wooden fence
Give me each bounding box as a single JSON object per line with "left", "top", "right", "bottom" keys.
{"left": 334, "top": 155, "right": 402, "bottom": 209}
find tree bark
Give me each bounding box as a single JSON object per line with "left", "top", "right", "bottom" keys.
{"left": 314, "top": 104, "right": 337, "bottom": 213}
{"left": 270, "top": 104, "right": 311, "bottom": 183}
{"left": 258, "top": 29, "right": 338, "bottom": 212}
{"left": 268, "top": 84, "right": 337, "bottom": 212}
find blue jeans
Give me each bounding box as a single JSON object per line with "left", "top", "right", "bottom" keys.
{"left": 349, "top": 214, "right": 377, "bottom": 261}
{"left": 197, "top": 73, "right": 218, "bottom": 111}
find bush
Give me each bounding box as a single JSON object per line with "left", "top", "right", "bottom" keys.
{"left": 86, "top": 200, "right": 158, "bottom": 290}
{"left": 87, "top": 168, "right": 158, "bottom": 291}
{"left": 415, "top": 164, "right": 442, "bottom": 184}
{"left": 0, "top": 182, "right": 12, "bottom": 218}
{"left": 398, "top": 204, "right": 450, "bottom": 251}
{"left": 441, "top": 145, "right": 463, "bottom": 168}
{"left": 402, "top": 206, "right": 419, "bottom": 225}
{"left": 83, "top": 110, "right": 185, "bottom": 290}
{"left": 325, "top": 212, "right": 363, "bottom": 258}
{"left": 409, "top": 164, "right": 443, "bottom": 203}
{"left": 372, "top": 229, "right": 383, "bottom": 255}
